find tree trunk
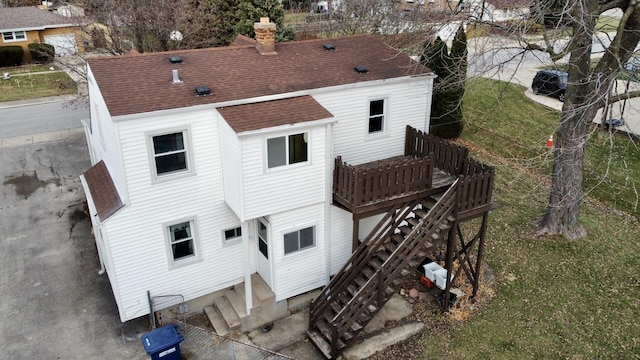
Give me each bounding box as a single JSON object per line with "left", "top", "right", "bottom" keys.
{"left": 537, "top": 0, "right": 598, "bottom": 239}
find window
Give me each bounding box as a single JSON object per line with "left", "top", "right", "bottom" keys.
{"left": 2, "top": 31, "right": 26, "bottom": 42}
{"left": 150, "top": 130, "right": 191, "bottom": 177}
{"left": 368, "top": 99, "right": 386, "bottom": 134}
{"left": 267, "top": 132, "right": 308, "bottom": 169}
{"left": 167, "top": 220, "right": 197, "bottom": 263}
{"left": 283, "top": 226, "right": 315, "bottom": 255}
{"left": 223, "top": 226, "right": 242, "bottom": 245}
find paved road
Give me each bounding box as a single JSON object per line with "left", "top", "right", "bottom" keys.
{"left": 0, "top": 97, "right": 88, "bottom": 139}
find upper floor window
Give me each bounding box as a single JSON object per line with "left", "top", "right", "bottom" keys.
{"left": 368, "top": 99, "right": 386, "bottom": 134}
{"left": 267, "top": 132, "right": 308, "bottom": 169}
{"left": 2, "top": 31, "right": 26, "bottom": 43}
{"left": 149, "top": 130, "right": 192, "bottom": 178}
{"left": 166, "top": 219, "right": 200, "bottom": 266}
{"left": 284, "top": 226, "right": 315, "bottom": 255}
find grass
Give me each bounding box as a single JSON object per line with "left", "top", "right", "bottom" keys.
{"left": 0, "top": 71, "right": 76, "bottom": 102}
{"left": 416, "top": 78, "right": 640, "bottom": 359}
{"left": 3, "top": 64, "right": 57, "bottom": 74}
{"left": 462, "top": 78, "right": 640, "bottom": 215}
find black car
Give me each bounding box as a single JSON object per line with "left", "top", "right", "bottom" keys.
{"left": 532, "top": 70, "right": 568, "bottom": 102}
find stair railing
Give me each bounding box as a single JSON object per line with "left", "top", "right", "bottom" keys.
{"left": 309, "top": 198, "right": 422, "bottom": 327}
{"left": 330, "top": 180, "right": 460, "bottom": 348}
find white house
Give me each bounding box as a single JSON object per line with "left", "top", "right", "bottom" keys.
{"left": 80, "top": 18, "right": 435, "bottom": 324}
{"left": 469, "top": 0, "right": 532, "bottom": 22}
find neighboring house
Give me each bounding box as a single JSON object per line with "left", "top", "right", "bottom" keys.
{"left": 80, "top": 18, "right": 436, "bottom": 324}
{"left": 0, "top": 6, "right": 82, "bottom": 62}
{"left": 469, "top": 0, "right": 531, "bottom": 22}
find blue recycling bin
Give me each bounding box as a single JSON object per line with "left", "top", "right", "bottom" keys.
{"left": 140, "top": 324, "right": 184, "bottom": 360}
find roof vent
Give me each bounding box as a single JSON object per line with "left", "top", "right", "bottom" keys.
{"left": 195, "top": 86, "right": 212, "bottom": 96}
{"left": 323, "top": 43, "right": 335, "bottom": 51}
{"left": 169, "top": 56, "right": 183, "bottom": 64}
{"left": 354, "top": 65, "right": 369, "bottom": 74}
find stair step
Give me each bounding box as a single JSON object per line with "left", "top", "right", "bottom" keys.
{"left": 306, "top": 329, "right": 333, "bottom": 359}
{"left": 252, "top": 273, "right": 275, "bottom": 302}
{"left": 204, "top": 305, "right": 231, "bottom": 336}
{"left": 354, "top": 276, "right": 367, "bottom": 288}
{"left": 400, "top": 268, "right": 411, "bottom": 276}
{"left": 361, "top": 266, "right": 375, "bottom": 279}
{"left": 346, "top": 284, "right": 358, "bottom": 297}
{"left": 391, "top": 233, "right": 404, "bottom": 244}
{"left": 414, "top": 208, "right": 428, "bottom": 218}
{"left": 399, "top": 225, "right": 412, "bottom": 235}
{"left": 213, "top": 296, "right": 241, "bottom": 331}
{"left": 376, "top": 250, "right": 390, "bottom": 262}
{"left": 368, "top": 258, "right": 382, "bottom": 270}
{"left": 385, "top": 242, "right": 398, "bottom": 253}
{"left": 431, "top": 232, "right": 441, "bottom": 241}
{"left": 224, "top": 289, "right": 247, "bottom": 318}
{"left": 316, "top": 317, "right": 348, "bottom": 347}
{"left": 406, "top": 217, "right": 420, "bottom": 227}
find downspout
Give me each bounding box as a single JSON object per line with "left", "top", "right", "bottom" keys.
{"left": 241, "top": 220, "right": 253, "bottom": 314}
{"left": 97, "top": 225, "right": 106, "bottom": 275}
{"left": 324, "top": 122, "right": 334, "bottom": 284}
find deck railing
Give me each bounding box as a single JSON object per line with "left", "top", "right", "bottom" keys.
{"left": 405, "top": 125, "right": 469, "bottom": 175}
{"left": 333, "top": 155, "right": 434, "bottom": 207}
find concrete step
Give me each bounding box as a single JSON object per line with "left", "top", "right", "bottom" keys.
{"left": 251, "top": 273, "right": 275, "bottom": 302}
{"left": 204, "top": 305, "right": 231, "bottom": 336}
{"left": 213, "top": 296, "right": 241, "bottom": 331}
{"left": 224, "top": 289, "right": 247, "bottom": 318}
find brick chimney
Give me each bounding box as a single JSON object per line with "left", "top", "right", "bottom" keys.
{"left": 254, "top": 17, "right": 277, "bottom": 55}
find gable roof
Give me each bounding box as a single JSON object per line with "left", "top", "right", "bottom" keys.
{"left": 218, "top": 96, "right": 334, "bottom": 133}
{"left": 82, "top": 161, "right": 124, "bottom": 222}
{"left": 88, "top": 34, "right": 432, "bottom": 117}
{"left": 0, "top": 6, "right": 74, "bottom": 32}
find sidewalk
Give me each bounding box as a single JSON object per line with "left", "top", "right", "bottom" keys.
{"left": 0, "top": 127, "right": 84, "bottom": 149}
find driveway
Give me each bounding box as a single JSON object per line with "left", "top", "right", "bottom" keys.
{"left": 0, "top": 131, "right": 147, "bottom": 359}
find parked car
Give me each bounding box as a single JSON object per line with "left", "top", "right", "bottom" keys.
{"left": 604, "top": 118, "right": 625, "bottom": 128}
{"left": 624, "top": 56, "right": 640, "bottom": 73}
{"left": 532, "top": 70, "right": 568, "bottom": 102}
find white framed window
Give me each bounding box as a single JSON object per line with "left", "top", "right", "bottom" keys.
{"left": 222, "top": 226, "right": 242, "bottom": 245}
{"left": 368, "top": 98, "right": 387, "bottom": 134}
{"left": 2, "top": 31, "right": 26, "bottom": 43}
{"left": 148, "top": 128, "right": 193, "bottom": 180}
{"left": 266, "top": 132, "right": 308, "bottom": 169}
{"left": 283, "top": 225, "right": 316, "bottom": 255}
{"left": 165, "top": 219, "right": 201, "bottom": 267}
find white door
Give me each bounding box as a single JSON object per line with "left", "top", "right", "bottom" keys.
{"left": 257, "top": 218, "right": 272, "bottom": 288}
{"left": 44, "top": 34, "right": 78, "bottom": 56}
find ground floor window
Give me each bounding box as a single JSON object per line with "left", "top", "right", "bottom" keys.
{"left": 283, "top": 226, "right": 315, "bottom": 255}
{"left": 2, "top": 31, "right": 26, "bottom": 42}
{"left": 167, "top": 220, "right": 197, "bottom": 264}
{"left": 223, "top": 226, "right": 241, "bottom": 245}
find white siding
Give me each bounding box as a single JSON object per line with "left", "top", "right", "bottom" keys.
{"left": 86, "top": 65, "right": 128, "bottom": 202}
{"left": 240, "top": 126, "right": 327, "bottom": 220}
{"left": 103, "top": 108, "right": 248, "bottom": 322}
{"left": 219, "top": 116, "right": 243, "bottom": 219}
{"left": 313, "top": 77, "right": 432, "bottom": 165}
{"left": 269, "top": 203, "right": 327, "bottom": 300}
{"left": 329, "top": 206, "right": 353, "bottom": 275}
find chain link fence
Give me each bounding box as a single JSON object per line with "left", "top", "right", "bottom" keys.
{"left": 171, "top": 320, "right": 294, "bottom": 360}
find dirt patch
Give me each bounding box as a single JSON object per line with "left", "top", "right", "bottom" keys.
{"left": 3, "top": 171, "right": 60, "bottom": 199}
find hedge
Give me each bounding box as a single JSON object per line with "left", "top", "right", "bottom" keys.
{"left": 28, "top": 43, "right": 55, "bottom": 63}
{"left": 0, "top": 46, "right": 24, "bottom": 67}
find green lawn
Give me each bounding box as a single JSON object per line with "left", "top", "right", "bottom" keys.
{"left": 416, "top": 78, "right": 640, "bottom": 359}
{"left": 0, "top": 71, "right": 76, "bottom": 102}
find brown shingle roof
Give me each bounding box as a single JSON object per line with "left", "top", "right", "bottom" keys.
{"left": 0, "top": 6, "right": 73, "bottom": 32}
{"left": 88, "top": 34, "right": 431, "bottom": 117}
{"left": 83, "top": 161, "right": 124, "bottom": 222}
{"left": 218, "top": 96, "right": 333, "bottom": 133}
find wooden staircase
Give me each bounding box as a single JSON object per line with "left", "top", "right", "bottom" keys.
{"left": 307, "top": 180, "right": 460, "bottom": 359}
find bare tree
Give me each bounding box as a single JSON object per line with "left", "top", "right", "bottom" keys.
{"left": 523, "top": 0, "right": 640, "bottom": 239}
